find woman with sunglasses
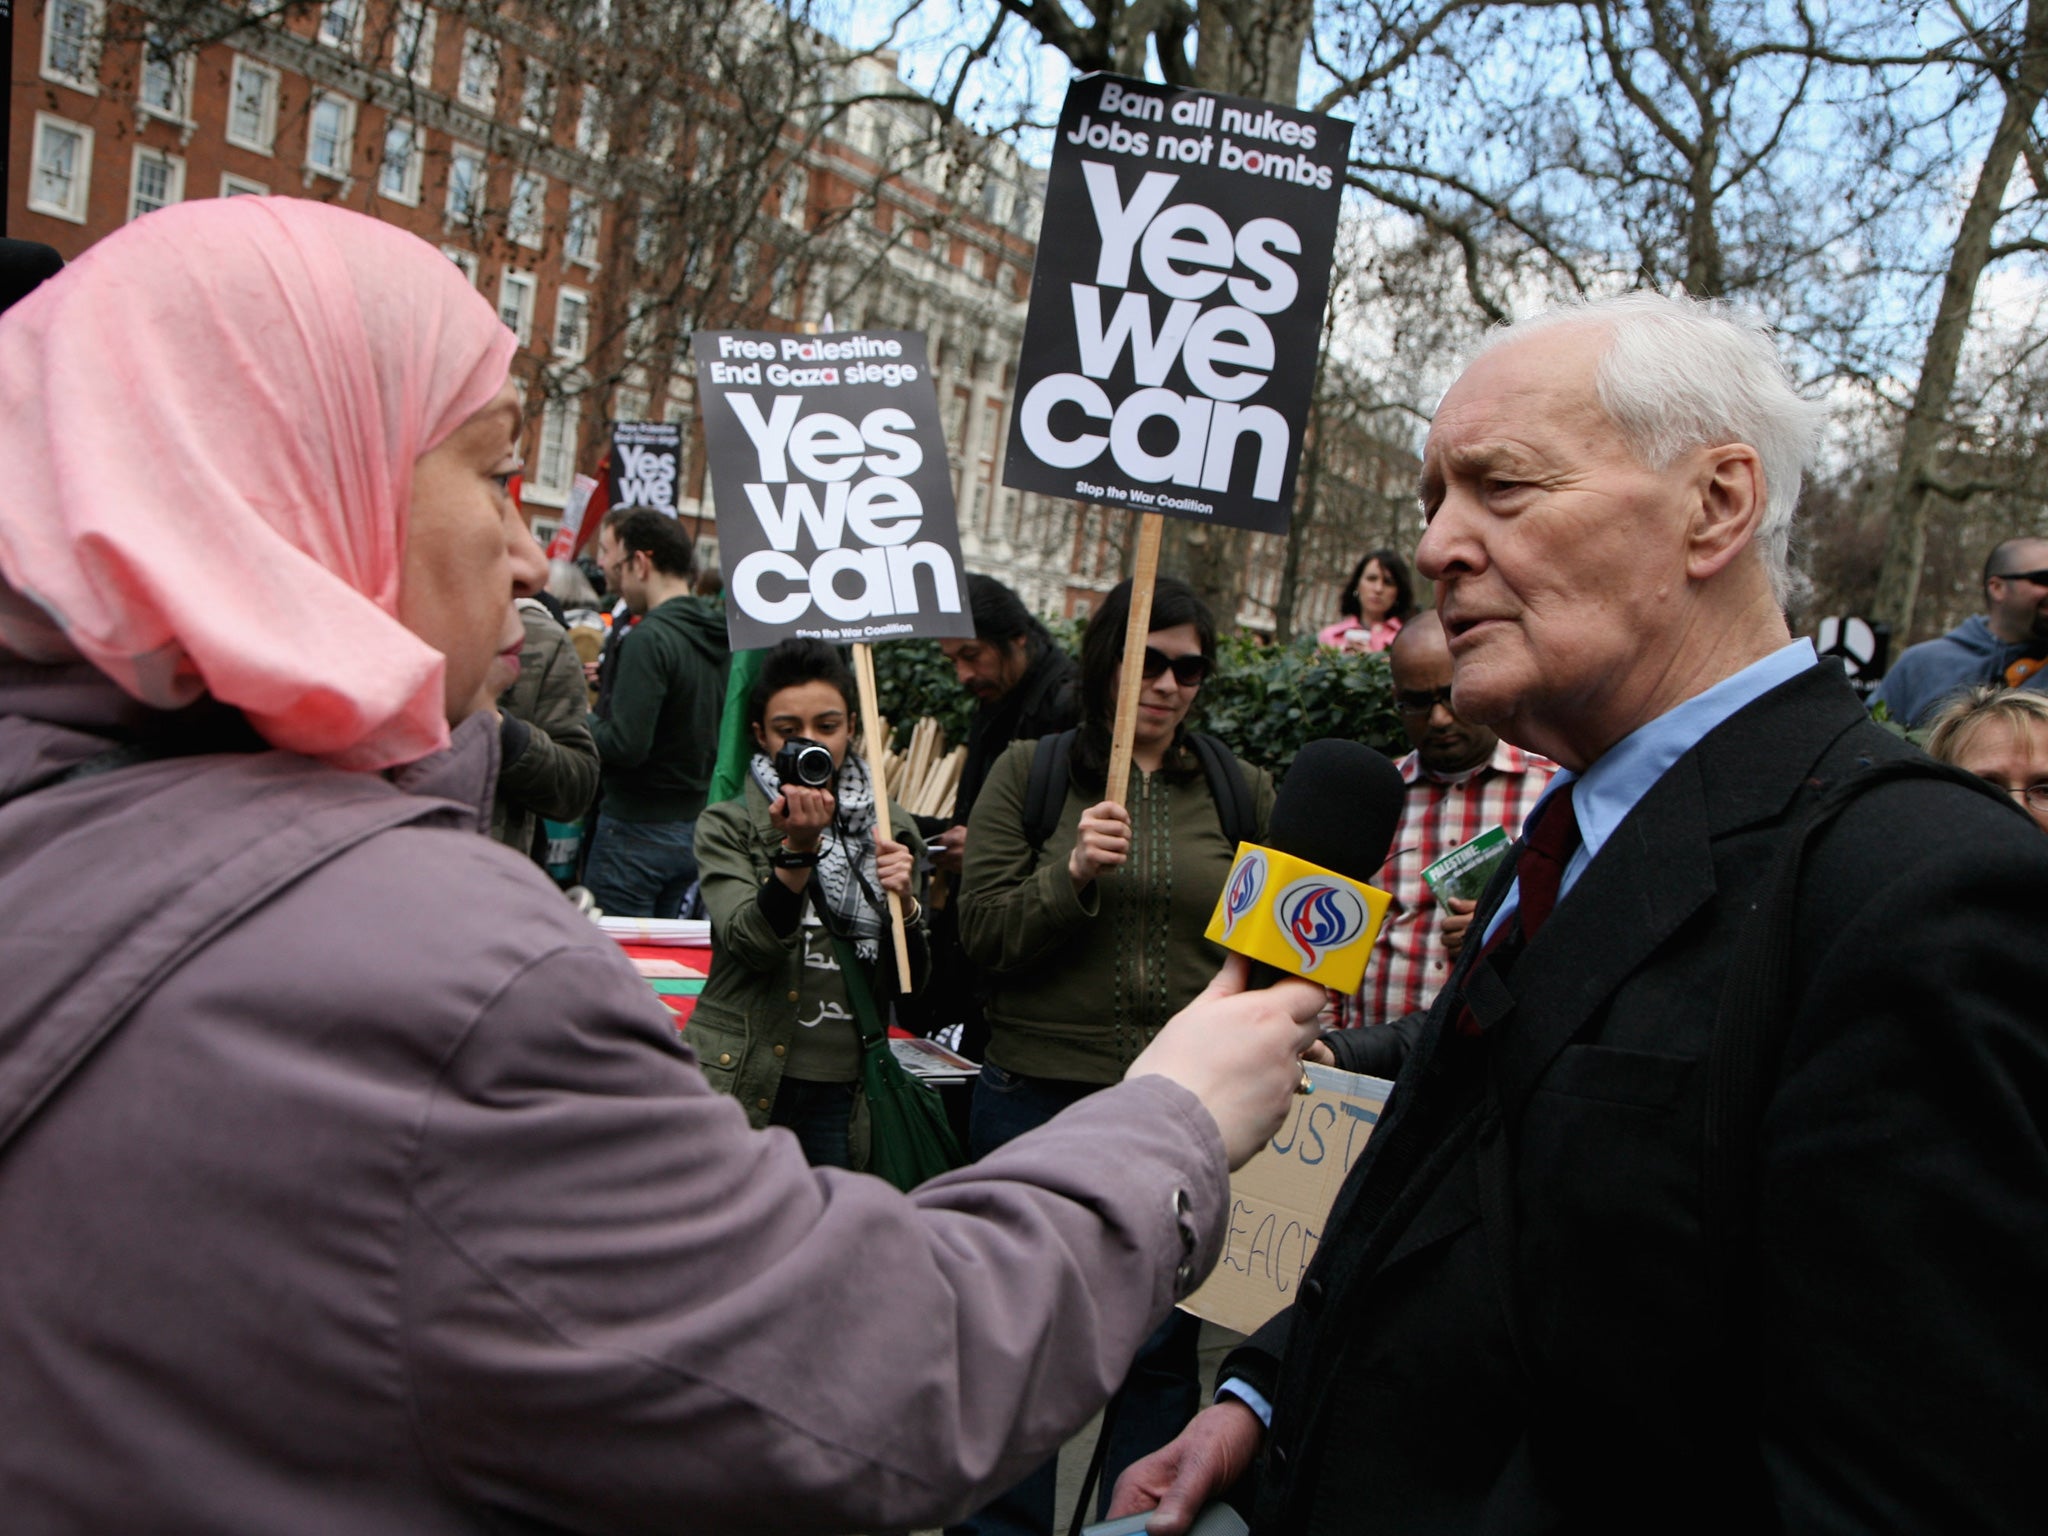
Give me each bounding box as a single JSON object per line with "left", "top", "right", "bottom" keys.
{"left": 953, "top": 576, "right": 1275, "bottom": 1536}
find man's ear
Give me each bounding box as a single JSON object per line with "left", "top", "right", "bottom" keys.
{"left": 1687, "top": 443, "right": 1766, "bottom": 582}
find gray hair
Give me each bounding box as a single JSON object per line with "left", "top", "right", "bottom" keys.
{"left": 1476, "top": 292, "right": 1825, "bottom": 610}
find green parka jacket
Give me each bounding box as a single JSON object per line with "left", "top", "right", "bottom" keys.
{"left": 690, "top": 777, "right": 928, "bottom": 1167}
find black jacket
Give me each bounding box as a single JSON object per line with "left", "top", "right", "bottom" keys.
{"left": 1227, "top": 662, "right": 2048, "bottom": 1534}
{"left": 955, "top": 641, "right": 1080, "bottom": 826}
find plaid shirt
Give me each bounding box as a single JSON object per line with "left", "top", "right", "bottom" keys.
{"left": 1337, "top": 740, "right": 1557, "bottom": 1029}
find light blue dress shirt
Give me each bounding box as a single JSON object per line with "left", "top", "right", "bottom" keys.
{"left": 1219, "top": 639, "right": 1820, "bottom": 1431}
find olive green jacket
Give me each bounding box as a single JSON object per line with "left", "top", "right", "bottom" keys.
{"left": 690, "top": 779, "right": 929, "bottom": 1165}
{"left": 958, "top": 739, "right": 1273, "bottom": 1085}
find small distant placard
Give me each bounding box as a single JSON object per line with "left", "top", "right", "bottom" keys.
{"left": 1181, "top": 1061, "right": 1391, "bottom": 1335}
{"left": 695, "top": 329, "right": 974, "bottom": 650}
{"left": 1004, "top": 73, "right": 1353, "bottom": 534}
{"left": 610, "top": 421, "right": 683, "bottom": 516}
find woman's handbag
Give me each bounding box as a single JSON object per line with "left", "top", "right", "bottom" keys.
{"left": 832, "top": 935, "right": 964, "bottom": 1191}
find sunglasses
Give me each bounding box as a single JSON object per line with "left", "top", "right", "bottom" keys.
{"left": 1395, "top": 684, "right": 1456, "bottom": 716}
{"left": 1991, "top": 569, "right": 2048, "bottom": 587}
{"left": 1142, "top": 647, "right": 1210, "bottom": 687}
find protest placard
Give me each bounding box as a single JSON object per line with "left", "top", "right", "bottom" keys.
{"left": 1181, "top": 1062, "right": 1392, "bottom": 1336}
{"left": 1003, "top": 74, "right": 1353, "bottom": 536}
{"left": 695, "top": 328, "right": 974, "bottom": 652}
{"left": 609, "top": 421, "right": 683, "bottom": 517}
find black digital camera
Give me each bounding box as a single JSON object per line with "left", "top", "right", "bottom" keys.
{"left": 773, "top": 736, "right": 836, "bottom": 789}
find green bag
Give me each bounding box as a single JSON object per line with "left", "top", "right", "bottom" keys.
{"left": 832, "top": 935, "right": 964, "bottom": 1191}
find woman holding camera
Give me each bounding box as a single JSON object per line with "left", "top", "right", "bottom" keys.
{"left": 691, "top": 638, "right": 928, "bottom": 1169}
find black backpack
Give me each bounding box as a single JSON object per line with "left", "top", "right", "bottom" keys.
{"left": 1019, "top": 728, "right": 1256, "bottom": 854}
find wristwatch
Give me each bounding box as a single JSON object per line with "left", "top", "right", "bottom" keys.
{"left": 770, "top": 843, "right": 821, "bottom": 869}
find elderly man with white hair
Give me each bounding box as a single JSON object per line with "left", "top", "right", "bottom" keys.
{"left": 1113, "top": 293, "right": 2048, "bottom": 1534}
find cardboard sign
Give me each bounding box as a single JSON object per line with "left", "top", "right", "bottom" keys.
{"left": 1181, "top": 1062, "right": 1392, "bottom": 1335}
{"left": 609, "top": 422, "right": 683, "bottom": 517}
{"left": 695, "top": 329, "right": 974, "bottom": 650}
{"left": 1004, "top": 74, "right": 1353, "bottom": 534}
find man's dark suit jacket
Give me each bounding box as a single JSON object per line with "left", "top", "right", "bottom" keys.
{"left": 1225, "top": 662, "right": 2048, "bottom": 1533}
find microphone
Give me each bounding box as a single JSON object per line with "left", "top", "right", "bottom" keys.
{"left": 1205, "top": 738, "right": 1406, "bottom": 993}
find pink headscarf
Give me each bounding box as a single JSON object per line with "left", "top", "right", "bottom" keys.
{"left": 0, "top": 197, "right": 517, "bottom": 770}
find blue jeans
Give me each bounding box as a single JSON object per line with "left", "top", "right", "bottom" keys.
{"left": 770, "top": 1078, "right": 856, "bottom": 1170}
{"left": 946, "top": 1064, "right": 1204, "bottom": 1536}
{"left": 582, "top": 814, "right": 696, "bottom": 919}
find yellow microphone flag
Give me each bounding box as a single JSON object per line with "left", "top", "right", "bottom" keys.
{"left": 1204, "top": 842, "right": 1393, "bottom": 996}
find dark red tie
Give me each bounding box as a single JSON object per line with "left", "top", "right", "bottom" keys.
{"left": 1511, "top": 781, "right": 1580, "bottom": 942}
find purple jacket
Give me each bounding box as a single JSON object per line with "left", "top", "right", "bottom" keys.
{"left": 0, "top": 662, "right": 1229, "bottom": 1534}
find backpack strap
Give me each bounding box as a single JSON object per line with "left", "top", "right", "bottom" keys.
{"left": 1187, "top": 731, "right": 1256, "bottom": 847}
{"left": 1022, "top": 729, "right": 1078, "bottom": 854}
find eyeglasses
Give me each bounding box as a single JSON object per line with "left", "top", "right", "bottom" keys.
{"left": 1142, "top": 648, "right": 1210, "bottom": 687}
{"left": 1395, "top": 684, "right": 1456, "bottom": 716}
{"left": 1990, "top": 569, "right": 2048, "bottom": 587}
{"left": 2008, "top": 783, "right": 2048, "bottom": 814}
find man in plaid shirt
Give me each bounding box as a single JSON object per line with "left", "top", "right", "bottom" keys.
{"left": 1338, "top": 611, "right": 1556, "bottom": 1030}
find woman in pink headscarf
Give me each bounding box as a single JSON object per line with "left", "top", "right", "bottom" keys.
{"left": 0, "top": 201, "right": 1322, "bottom": 1533}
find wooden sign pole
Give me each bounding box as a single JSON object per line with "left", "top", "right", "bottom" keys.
{"left": 1104, "top": 512, "right": 1166, "bottom": 809}
{"left": 851, "top": 640, "right": 915, "bottom": 993}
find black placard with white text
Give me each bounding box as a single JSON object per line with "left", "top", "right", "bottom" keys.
{"left": 695, "top": 329, "right": 974, "bottom": 650}
{"left": 1004, "top": 75, "right": 1352, "bottom": 535}
{"left": 608, "top": 421, "right": 683, "bottom": 515}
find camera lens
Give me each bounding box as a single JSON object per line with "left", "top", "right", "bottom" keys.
{"left": 776, "top": 737, "right": 835, "bottom": 788}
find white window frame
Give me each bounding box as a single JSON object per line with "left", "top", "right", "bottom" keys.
{"left": 391, "top": 1, "right": 436, "bottom": 86}
{"left": 225, "top": 58, "right": 279, "bottom": 153}
{"left": 613, "top": 386, "right": 650, "bottom": 424}
{"left": 564, "top": 192, "right": 601, "bottom": 268}
{"left": 138, "top": 28, "right": 194, "bottom": 125}
{"left": 28, "top": 113, "right": 95, "bottom": 223}
{"left": 781, "top": 164, "right": 807, "bottom": 228}
{"left": 445, "top": 142, "right": 486, "bottom": 226}
{"left": 574, "top": 86, "right": 609, "bottom": 158}
{"left": 41, "top": 0, "right": 103, "bottom": 93}
{"left": 507, "top": 170, "right": 547, "bottom": 249}
{"left": 553, "top": 286, "right": 589, "bottom": 360}
{"left": 305, "top": 93, "right": 356, "bottom": 182}
{"left": 128, "top": 145, "right": 187, "bottom": 220}
{"left": 457, "top": 30, "right": 499, "bottom": 110}
{"left": 530, "top": 395, "right": 582, "bottom": 502}
{"left": 316, "top": 0, "right": 365, "bottom": 53}
{"left": 221, "top": 171, "right": 269, "bottom": 197}
{"left": 498, "top": 270, "right": 537, "bottom": 345}
{"left": 518, "top": 61, "right": 553, "bottom": 135}
{"left": 442, "top": 246, "right": 480, "bottom": 285}
{"left": 378, "top": 118, "right": 423, "bottom": 205}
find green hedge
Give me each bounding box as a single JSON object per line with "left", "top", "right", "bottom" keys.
{"left": 869, "top": 627, "right": 1405, "bottom": 777}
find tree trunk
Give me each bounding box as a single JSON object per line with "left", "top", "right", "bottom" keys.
{"left": 1872, "top": 0, "right": 2048, "bottom": 638}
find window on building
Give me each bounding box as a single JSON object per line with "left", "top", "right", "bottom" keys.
{"left": 781, "top": 165, "right": 807, "bottom": 227}
{"left": 42, "top": 0, "right": 103, "bottom": 91}
{"left": 728, "top": 239, "right": 753, "bottom": 304}
{"left": 554, "top": 288, "right": 589, "bottom": 359}
{"left": 129, "top": 147, "right": 185, "bottom": 220}
{"left": 767, "top": 257, "right": 794, "bottom": 319}
{"left": 458, "top": 31, "right": 499, "bottom": 109}
{"left": 614, "top": 386, "right": 650, "bottom": 424}
{"left": 226, "top": 58, "right": 279, "bottom": 152}
{"left": 392, "top": 1, "right": 436, "bottom": 84}
{"left": 139, "top": 28, "right": 191, "bottom": 122}
{"left": 442, "top": 246, "right": 479, "bottom": 285}
{"left": 564, "top": 193, "right": 600, "bottom": 267}
{"left": 379, "top": 119, "right": 422, "bottom": 204}
{"left": 221, "top": 172, "right": 269, "bottom": 197}
{"left": 306, "top": 94, "right": 355, "bottom": 180}
{"left": 317, "top": 0, "right": 363, "bottom": 53}
{"left": 518, "top": 62, "right": 553, "bottom": 135}
{"left": 507, "top": 170, "right": 546, "bottom": 248}
{"left": 28, "top": 114, "right": 94, "bottom": 223}
{"left": 446, "top": 144, "right": 485, "bottom": 224}
{"left": 624, "top": 293, "right": 655, "bottom": 356}
{"left": 575, "top": 87, "right": 609, "bottom": 158}
{"left": 498, "top": 271, "right": 536, "bottom": 344}
{"left": 647, "top": 101, "right": 678, "bottom": 164}
{"left": 633, "top": 199, "right": 662, "bottom": 267}
{"left": 532, "top": 396, "right": 581, "bottom": 499}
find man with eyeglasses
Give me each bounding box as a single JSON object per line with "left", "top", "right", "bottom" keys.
{"left": 1871, "top": 535, "right": 2048, "bottom": 727}
{"left": 1332, "top": 611, "right": 1554, "bottom": 1041}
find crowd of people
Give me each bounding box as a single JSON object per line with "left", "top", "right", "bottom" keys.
{"left": 3, "top": 203, "right": 2045, "bottom": 1535}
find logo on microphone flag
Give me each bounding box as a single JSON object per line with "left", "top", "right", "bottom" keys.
{"left": 1204, "top": 842, "right": 1393, "bottom": 995}
{"left": 1275, "top": 878, "right": 1371, "bottom": 974}
{"left": 1221, "top": 849, "right": 1268, "bottom": 939}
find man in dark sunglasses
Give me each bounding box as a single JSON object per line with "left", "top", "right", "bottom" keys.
{"left": 1872, "top": 534, "right": 2048, "bottom": 727}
